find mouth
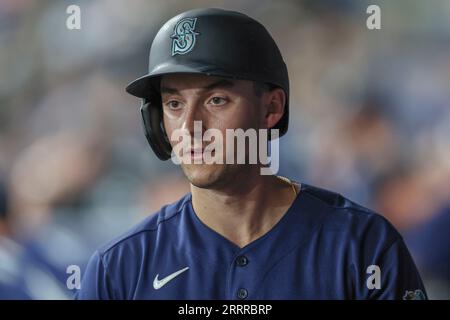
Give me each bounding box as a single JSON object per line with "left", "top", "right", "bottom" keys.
{"left": 182, "top": 148, "right": 203, "bottom": 162}
{"left": 190, "top": 149, "right": 204, "bottom": 159}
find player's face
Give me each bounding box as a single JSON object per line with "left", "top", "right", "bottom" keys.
{"left": 160, "top": 73, "right": 266, "bottom": 189}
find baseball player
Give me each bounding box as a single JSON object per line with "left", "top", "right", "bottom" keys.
{"left": 76, "top": 8, "right": 427, "bottom": 300}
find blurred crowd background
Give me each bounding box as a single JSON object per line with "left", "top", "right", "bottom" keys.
{"left": 0, "top": 0, "right": 449, "bottom": 299}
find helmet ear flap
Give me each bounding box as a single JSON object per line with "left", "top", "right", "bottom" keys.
{"left": 140, "top": 99, "right": 172, "bottom": 160}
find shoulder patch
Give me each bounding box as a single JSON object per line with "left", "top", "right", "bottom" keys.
{"left": 403, "top": 289, "right": 426, "bottom": 300}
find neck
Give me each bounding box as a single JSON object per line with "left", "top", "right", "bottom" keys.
{"left": 190, "top": 170, "right": 297, "bottom": 248}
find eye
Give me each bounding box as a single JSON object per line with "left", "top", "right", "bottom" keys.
{"left": 207, "top": 96, "right": 228, "bottom": 106}
{"left": 165, "top": 100, "right": 183, "bottom": 110}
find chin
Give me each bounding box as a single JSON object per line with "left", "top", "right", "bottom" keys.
{"left": 181, "top": 163, "right": 226, "bottom": 189}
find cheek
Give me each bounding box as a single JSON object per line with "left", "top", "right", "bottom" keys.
{"left": 163, "top": 116, "right": 178, "bottom": 144}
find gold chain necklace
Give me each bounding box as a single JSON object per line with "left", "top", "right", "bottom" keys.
{"left": 276, "top": 175, "right": 298, "bottom": 197}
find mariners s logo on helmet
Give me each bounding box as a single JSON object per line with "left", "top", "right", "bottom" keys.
{"left": 171, "top": 17, "right": 199, "bottom": 56}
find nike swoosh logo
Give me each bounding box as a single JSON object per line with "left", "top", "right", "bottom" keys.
{"left": 153, "top": 267, "right": 189, "bottom": 290}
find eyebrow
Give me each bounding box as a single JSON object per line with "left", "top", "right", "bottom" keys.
{"left": 160, "top": 79, "right": 235, "bottom": 95}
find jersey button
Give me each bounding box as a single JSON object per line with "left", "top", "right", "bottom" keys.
{"left": 235, "top": 255, "right": 248, "bottom": 267}
{"left": 237, "top": 288, "right": 248, "bottom": 300}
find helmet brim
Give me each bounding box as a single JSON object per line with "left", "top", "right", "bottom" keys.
{"left": 125, "top": 63, "right": 240, "bottom": 98}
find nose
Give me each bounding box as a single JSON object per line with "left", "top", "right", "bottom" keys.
{"left": 181, "top": 102, "right": 205, "bottom": 139}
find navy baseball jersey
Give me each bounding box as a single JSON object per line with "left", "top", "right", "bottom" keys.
{"left": 76, "top": 183, "right": 427, "bottom": 300}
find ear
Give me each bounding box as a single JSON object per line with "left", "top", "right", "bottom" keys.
{"left": 262, "top": 88, "right": 286, "bottom": 130}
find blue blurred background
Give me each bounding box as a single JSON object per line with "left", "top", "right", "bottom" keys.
{"left": 0, "top": 0, "right": 449, "bottom": 299}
